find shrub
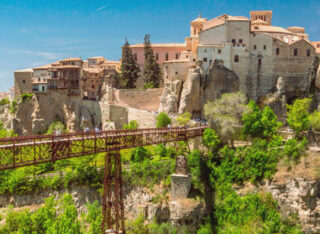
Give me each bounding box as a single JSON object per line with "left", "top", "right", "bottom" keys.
{"left": 284, "top": 137, "right": 308, "bottom": 164}
{"left": 130, "top": 146, "right": 150, "bottom": 162}
{"left": 9, "top": 101, "right": 17, "bottom": 114}
{"left": 286, "top": 98, "right": 312, "bottom": 137}
{"left": 176, "top": 112, "right": 191, "bottom": 126}
{"left": 46, "top": 121, "right": 66, "bottom": 135}
{"left": 156, "top": 112, "right": 171, "bottom": 128}
{"left": 21, "top": 93, "right": 33, "bottom": 102}
{"left": 0, "top": 98, "right": 10, "bottom": 106}
{"left": 309, "top": 110, "right": 320, "bottom": 131}
{"left": 123, "top": 120, "right": 139, "bottom": 130}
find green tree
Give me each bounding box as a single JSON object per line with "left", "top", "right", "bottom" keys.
{"left": 286, "top": 98, "right": 312, "bottom": 137}
{"left": 123, "top": 120, "right": 139, "bottom": 130}
{"left": 156, "top": 112, "right": 171, "bottom": 128}
{"left": 309, "top": 110, "right": 320, "bottom": 131}
{"left": 0, "top": 98, "right": 10, "bottom": 106}
{"left": 120, "top": 39, "right": 140, "bottom": 89}
{"left": 242, "top": 100, "right": 282, "bottom": 139}
{"left": 204, "top": 92, "right": 248, "bottom": 146}
{"left": 176, "top": 112, "right": 191, "bottom": 126}
{"left": 143, "top": 34, "right": 162, "bottom": 88}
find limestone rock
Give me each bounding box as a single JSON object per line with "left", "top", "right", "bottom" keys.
{"left": 178, "top": 68, "right": 201, "bottom": 114}
{"left": 158, "top": 80, "right": 183, "bottom": 114}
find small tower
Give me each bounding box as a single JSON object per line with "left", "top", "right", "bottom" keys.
{"left": 190, "top": 13, "right": 207, "bottom": 36}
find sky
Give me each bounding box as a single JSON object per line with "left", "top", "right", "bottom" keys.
{"left": 0, "top": 0, "right": 319, "bottom": 92}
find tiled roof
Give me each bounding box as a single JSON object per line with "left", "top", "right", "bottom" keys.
{"left": 60, "top": 57, "right": 82, "bottom": 62}
{"left": 33, "top": 64, "right": 52, "bottom": 70}
{"left": 14, "top": 68, "right": 33, "bottom": 72}
{"left": 130, "top": 43, "right": 186, "bottom": 48}
{"left": 202, "top": 14, "right": 249, "bottom": 31}
{"left": 251, "top": 25, "right": 293, "bottom": 34}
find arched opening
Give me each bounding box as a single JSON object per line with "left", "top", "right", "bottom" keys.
{"left": 234, "top": 55, "right": 239, "bottom": 63}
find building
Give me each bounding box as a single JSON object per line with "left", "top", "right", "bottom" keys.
{"left": 32, "top": 64, "right": 51, "bottom": 93}
{"left": 47, "top": 57, "right": 83, "bottom": 96}
{"left": 14, "top": 68, "right": 33, "bottom": 99}
{"left": 311, "top": 41, "right": 320, "bottom": 56}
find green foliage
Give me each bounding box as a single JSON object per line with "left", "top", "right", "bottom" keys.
{"left": 21, "top": 93, "right": 33, "bottom": 102}
{"left": 123, "top": 120, "right": 139, "bottom": 130}
{"left": 284, "top": 137, "right": 308, "bottom": 165}
{"left": 214, "top": 186, "right": 302, "bottom": 233}
{"left": 242, "top": 100, "right": 282, "bottom": 139}
{"left": 0, "top": 121, "right": 15, "bottom": 138}
{"left": 9, "top": 101, "right": 17, "bottom": 114}
{"left": 204, "top": 92, "right": 248, "bottom": 144}
{"left": 120, "top": 39, "right": 140, "bottom": 89}
{"left": 202, "top": 128, "right": 221, "bottom": 151}
{"left": 85, "top": 201, "right": 102, "bottom": 234}
{"left": 156, "top": 112, "right": 171, "bottom": 128}
{"left": 213, "top": 137, "right": 282, "bottom": 184}
{"left": 130, "top": 146, "right": 150, "bottom": 162}
{"left": 176, "top": 112, "right": 191, "bottom": 126}
{"left": 0, "top": 194, "right": 81, "bottom": 233}
{"left": 0, "top": 98, "right": 10, "bottom": 106}
{"left": 155, "top": 144, "right": 176, "bottom": 158}
{"left": 186, "top": 150, "right": 203, "bottom": 191}
{"left": 143, "top": 34, "right": 162, "bottom": 88}
{"left": 46, "top": 121, "right": 66, "bottom": 134}
{"left": 309, "top": 110, "right": 320, "bottom": 131}
{"left": 286, "top": 98, "right": 312, "bottom": 137}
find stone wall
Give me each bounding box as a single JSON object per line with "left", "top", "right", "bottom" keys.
{"left": 127, "top": 108, "right": 156, "bottom": 128}
{"left": 115, "top": 88, "right": 163, "bottom": 111}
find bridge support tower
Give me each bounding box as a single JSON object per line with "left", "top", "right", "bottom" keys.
{"left": 101, "top": 150, "right": 125, "bottom": 234}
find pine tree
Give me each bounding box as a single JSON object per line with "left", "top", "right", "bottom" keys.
{"left": 143, "top": 34, "right": 162, "bottom": 88}
{"left": 119, "top": 39, "right": 140, "bottom": 89}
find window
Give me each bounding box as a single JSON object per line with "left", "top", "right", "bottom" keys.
{"left": 218, "top": 49, "right": 221, "bottom": 54}
{"left": 23, "top": 80, "right": 26, "bottom": 84}
{"left": 204, "top": 49, "right": 207, "bottom": 53}
{"left": 194, "top": 28, "right": 196, "bottom": 35}
{"left": 254, "top": 26, "right": 259, "bottom": 30}
{"left": 203, "top": 57, "right": 208, "bottom": 62}
{"left": 38, "top": 78, "right": 41, "bottom": 82}
{"left": 234, "top": 55, "right": 239, "bottom": 63}
{"left": 317, "top": 44, "right": 320, "bottom": 48}
{"left": 165, "top": 53, "right": 169, "bottom": 61}
{"left": 263, "top": 45, "right": 266, "bottom": 50}
{"left": 254, "top": 45, "right": 257, "bottom": 50}
{"left": 175, "top": 71, "right": 178, "bottom": 75}
{"left": 92, "top": 85, "right": 95, "bottom": 89}
{"left": 276, "top": 48, "right": 280, "bottom": 55}
{"left": 156, "top": 53, "right": 159, "bottom": 61}
{"left": 231, "top": 39, "right": 236, "bottom": 43}
{"left": 134, "top": 53, "right": 137, "bottom": 61}
{"left": 175, "top": 53, "right": 179, "bottom": 60}
{"left": 239, "top": 39, "right": 243, "bottom": 43}
{"left": 294, "top": 48, "right": 298, "bottom": 56}
{"left": 307, "top": 49, "right": 311, "bottom": 57}
{"left": 193, "top": 58, "right": 196, "bottom": 62}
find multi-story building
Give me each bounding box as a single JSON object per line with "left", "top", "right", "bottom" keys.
{"left": 82, "top": 56, "right": 119, "bottom": 100}
{"left": 47, "top": 58, "right": 83, "bottom": 96}
{"left": 14, "top": 68, "right": 33, "bottom": 99}
{"left": 32, "top": 64, "right": 51, "bottom": 93}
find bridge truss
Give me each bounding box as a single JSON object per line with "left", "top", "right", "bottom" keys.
{"left": 0, "top": 126, "right": 205, "bottom": 233}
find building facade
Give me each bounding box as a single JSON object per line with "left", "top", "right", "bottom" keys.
{"left": 14, "top": 68, "right": 33, "bottom": 99}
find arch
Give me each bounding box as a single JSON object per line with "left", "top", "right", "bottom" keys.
{"left": 234, "top": 55, "right": 239, "bottom": 63}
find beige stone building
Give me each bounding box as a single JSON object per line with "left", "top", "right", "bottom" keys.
{"left": 14, "top": 68, "right": 33, "bottom": 99}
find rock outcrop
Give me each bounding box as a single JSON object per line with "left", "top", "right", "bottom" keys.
{"left": 159, "top": 80, "right": 183, "bottom": 114}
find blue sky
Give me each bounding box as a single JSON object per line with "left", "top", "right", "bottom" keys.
{"left": 0, "top": 0, "right": 319, "bottom": 92}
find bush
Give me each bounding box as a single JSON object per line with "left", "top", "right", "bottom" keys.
{"left": 9, "top": 101, "right": 17, "bottom": 114}
{"left": 21, "top": 93, "right": 33, "bottom": 102}
{"left": 123, "top": 120, "right": 139, "bottom": 130}
{"left": 0, "top": 98, "right": 10, "bottom": 106}
{"left": 46, "top": 121, "right": 66, "bottom": 135}
{"left": 176, "top": 112, "right": 191, "bottom": 126}
{"left": 130, "top": 146, "right": 150, "bottom": 162}
{"left": 156, "top": 112, "right": 171, "bottom": 128}
{"left": 284, "top": 137, "right": 308, "bottom": 164}
{"left": 310, "top": 110, "right": 320, "bottom": 131}
{"left": 287, "top": 98, "right": 312, "bottom": 137}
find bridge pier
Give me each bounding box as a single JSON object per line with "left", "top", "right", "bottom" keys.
{"left": 101, "top": 150, "right": 125, "bottom": 234}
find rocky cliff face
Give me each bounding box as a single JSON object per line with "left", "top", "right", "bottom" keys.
{"left": 0, "top": 184, "right": 205, "bottom": 230}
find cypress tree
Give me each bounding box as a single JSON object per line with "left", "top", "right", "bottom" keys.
{"left": 119, "top": 39, "right": 140, "bottom": 89}
{"left": 143, "top": 34, "right": 162, "bottom": 88}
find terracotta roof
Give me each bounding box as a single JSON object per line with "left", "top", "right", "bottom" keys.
{"left": 202, "top": 14, "right": 249, "bottom": 31}
{"left": 191, "top": 14, "right": 207, "bottom": 24}
{"left": 251, "top": 19, "right": 268, "bottom": 25}
{"left": 130, "top": 43, "right": 186, "bottom": 48}
{"left": 60, "top": 57, "right": 82, "bottom": 62}
{"left": 50, "top": 65, "right": 81, "bottom": 69}
{"left": 251, "top": 25, "right": 293, "bottom": 34}
{"left": 14, "top": 68, "right": 33, "bottom": 72}
{"left": 88, "top": 56, "right": 105, "bottom": 60}
{"left": 250, "top": 10, "right": 272, "bottom": 15}
{"left": 33, "top": 64, "right": 52, "bottom": 70}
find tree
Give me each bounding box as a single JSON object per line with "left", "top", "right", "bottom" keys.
{"left": 156, "top": 112, "right": 171, "bottom": 128}
{"left": 204, "top": 92, "right": 248, "bottom": 146}
{"left": 286, "top": 98, "right": 311, "bottom": 137}
{"left": 120, "top": 39, "right": 140, "bottom": 89}
{"left": 123, "top": 120, "right": 139, "bottom": 130}
{"left": 176, "top": 112, "right": 191, "bottom": 126}
{"left": 242, "top": 100, "right": 282, "bottom": 139}
{"left": 309, "top": 110, "right": 320, "bottom": 131}
{"left": 143, "top": 34, "right": 162, "bottom": 88}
